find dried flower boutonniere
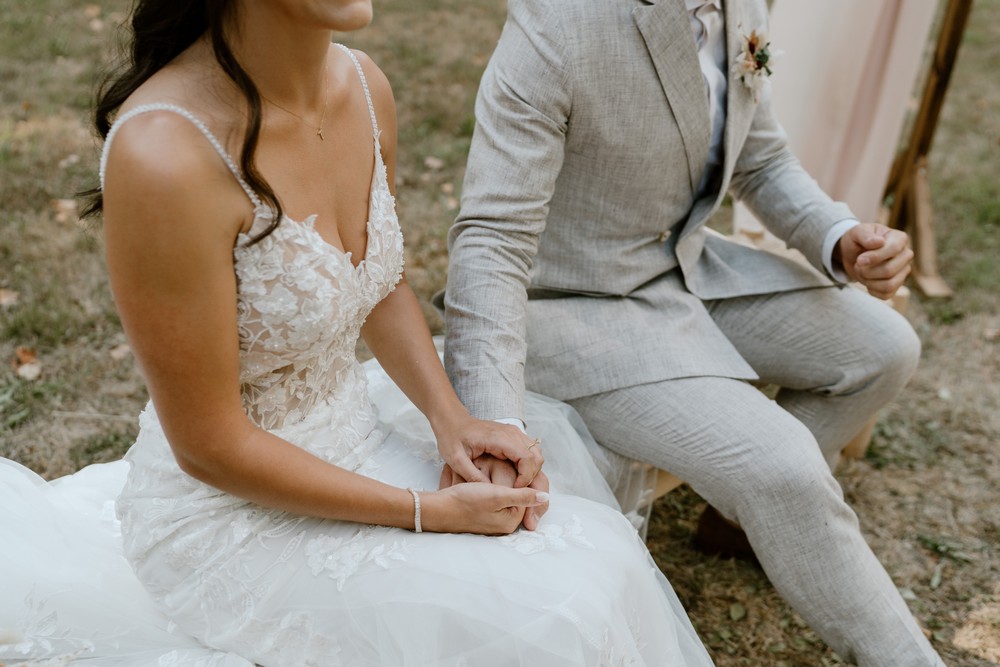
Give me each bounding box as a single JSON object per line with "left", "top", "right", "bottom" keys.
{"left": 731, "top": 28, "right": 778, "bottom": 103}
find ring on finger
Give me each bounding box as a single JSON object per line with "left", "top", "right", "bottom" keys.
{"left": 526, "top": 438, "right": 541, "bottom": 453}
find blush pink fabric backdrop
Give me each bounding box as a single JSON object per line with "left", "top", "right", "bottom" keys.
{"left": 733, "top": 0, "right": 938, "bottom": 237}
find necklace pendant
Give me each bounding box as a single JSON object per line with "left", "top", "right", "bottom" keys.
{"left": 317, "top": 127, "right": 324, "bottom": 140}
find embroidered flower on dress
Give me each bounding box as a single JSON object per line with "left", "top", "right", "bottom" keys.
{"left": 240, "top": 611, "right": 344, "bottom": 666}
{"left": 596, "top": 626, "right": 642, "bottom": 667}
{"left": 304, "top": 528, "right": 410, "bottom": 590}
{"left": 730, "top": 27, "right": 780, "bottom": 103}
{"left": 497, "top": 515, "right": 594, "bottom": 555}
{"left": 2, "top": 593, "right": 97, "bottom": 664}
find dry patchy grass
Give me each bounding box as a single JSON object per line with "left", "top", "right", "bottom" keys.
{"left": 1, "top": 1, "right": 997, "bottom": 664}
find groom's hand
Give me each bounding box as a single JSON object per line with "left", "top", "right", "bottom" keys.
{"left": 835, "top": 223, "right": 913, "bottom": 300}
{"left": 434, "top": 417, "right": 545, "bottom": 490}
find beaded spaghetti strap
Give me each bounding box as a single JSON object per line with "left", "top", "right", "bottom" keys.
{"left": 334, "top": 44, "right": 380, "bottom": 141}
{"left": 99, "top": 103, "right": 263, "bottom": 209}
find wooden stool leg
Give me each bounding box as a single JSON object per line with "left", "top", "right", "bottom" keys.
{"left": 653, "top": 469, "right": 684, "bottom": 500}
{"left": 910, "top": 157, "right": 953, "bottom": 298}
{"left": 842, "top": 415, "right": 879, "bottom": 460}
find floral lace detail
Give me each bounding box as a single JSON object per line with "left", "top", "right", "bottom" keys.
{"left": 237, "top": 611, "right": 344, "bottom": 667}
{"left": 304, "top": 527, "right": 411, "bottom": 590}
{"left": 595, "top": 630, "right": 642, "bottom": 667}
{"left": 497, "top": 514, "right": 594, "bottom": 554}
{"left": 233, "top": 139, "right": 404, "bottom": 432}
{"left": 546, "top": 596, "right": 645, "bottom": 667}
{"left": 0, "top": 592, "right": 97, "bottom": 664}
{"left": 596, "top": 606, "right": 646, "bottom": 666}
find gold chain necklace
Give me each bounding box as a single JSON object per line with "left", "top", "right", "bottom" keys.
{"left": 261, "top": 63, "right": 330, "bottom": 140}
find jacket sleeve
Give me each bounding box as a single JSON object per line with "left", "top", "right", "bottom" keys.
{"left": 727, "top": 81, "right": 856, "bottom": 274}
{"left": 443, "top": 0, "right": 572, "bottom": 421}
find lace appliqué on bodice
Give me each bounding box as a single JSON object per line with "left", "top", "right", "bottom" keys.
{"left": 233, "top": 46, "right": 404, "bottom": 433}
{"left": 100, "top": 45, "right": 404, "bottom": 444}
{"left": 234, "top": 145, "right": 403, "bottom": 432}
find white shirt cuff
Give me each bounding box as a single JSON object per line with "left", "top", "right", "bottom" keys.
{"left": 493, "top": 417, "right": 526, "bottom": 433}
{"left": 822, "top": 218, "right": 861, "bottom": 284}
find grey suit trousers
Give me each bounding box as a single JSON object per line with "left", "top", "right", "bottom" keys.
{"left": 568, "top": 286, "right": 943, "bottom": 667}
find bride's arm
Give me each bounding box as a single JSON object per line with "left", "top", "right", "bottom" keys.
{"left": 101, "top": 112, "right": 542, "bottom": 535}
{"left": 356, "top": 56, "right": 546, "bottom": 494}
{"left": 362, "top": 281, "right": 549, "bottom": 504}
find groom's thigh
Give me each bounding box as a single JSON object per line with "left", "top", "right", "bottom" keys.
{"left": 568, "top": 377, "right": 840, "bottom": 523}
{"left": 706, "top": 286, "right": 920, "bottom": 392}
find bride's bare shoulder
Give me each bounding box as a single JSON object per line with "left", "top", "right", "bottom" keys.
{"left": 113, "top": 40, "right": 240, "bottom": 153}
{"left": 102, "top": 46, "right": 251, "bottom": 234}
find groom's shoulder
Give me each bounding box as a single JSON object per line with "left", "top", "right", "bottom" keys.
{"left": 506, "top": 0, "right": 635, "bottom": 43}
{"left": 507, "top": 0, "right": 630, "bottom": 23}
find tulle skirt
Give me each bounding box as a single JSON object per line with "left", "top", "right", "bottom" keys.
{"left": 0, "top": 361, "right": 713, "bottom": 666}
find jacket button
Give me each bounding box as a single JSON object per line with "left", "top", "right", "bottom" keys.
{"left": 658, "top": 230, "right": 671, "bottom": 242}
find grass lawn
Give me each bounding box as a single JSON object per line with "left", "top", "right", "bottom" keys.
{"left": 1, "top": 1, "right": 997, "bottom": 664}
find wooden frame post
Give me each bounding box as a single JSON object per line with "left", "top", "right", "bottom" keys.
{"left": 884, "top": 0, "right": 975, "bottom": 298}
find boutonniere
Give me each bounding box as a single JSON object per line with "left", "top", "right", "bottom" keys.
{"left": 730, "top": 28, "right": 779, "bottom": 103}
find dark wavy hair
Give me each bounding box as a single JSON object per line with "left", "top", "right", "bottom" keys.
{"left": 81, "top": 0, "right": 282, "bottom": 243}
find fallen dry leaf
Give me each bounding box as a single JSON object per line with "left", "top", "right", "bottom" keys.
{"left": 954, "top": 599, "right": 1000, "bottom": 663}
{"left": 13, "top": 347, "right": 36, "bottom": 365}
{"left": 51, "top": 198, "right": 79, "bottom": 224}
{"left": 16, "top": 363, "right": 41, "bottom": 381}
{"left": 58, "top": 153, "right": 81, "bottom": 169}
{"left": 0, "top": 289, "right": 19, "bottom": 308}
{"left": 13, "top": 346, "right": 42, "bottom": 381}
{"left": 109, "top": 343, "right": 132, "bottom": 361}
{"left": 423, "top": 156, "right": 445, "bottom": 171}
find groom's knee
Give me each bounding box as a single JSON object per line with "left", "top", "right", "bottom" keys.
{"left": 854, "top": 306, "right": 921, "bottom": 401}
{"left": 712, "top": 417, "right": 840, "bottom": 522}
{"left": 878, "top": 311, "right": 921, "bottom": 390}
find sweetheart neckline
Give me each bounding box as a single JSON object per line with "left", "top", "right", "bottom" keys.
{"left": 286, "top": 212, "right": 374, "bottom": 272}
{"left": 236, "top": 148, "right": 389, "bottom": 273}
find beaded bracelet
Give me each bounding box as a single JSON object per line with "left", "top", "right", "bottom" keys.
{"left": 407, "top": 488, "right": 422, "bottom": 533}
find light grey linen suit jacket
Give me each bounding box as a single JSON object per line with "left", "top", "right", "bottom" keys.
{"left": 443, "top": 0, "right": 856, "bottom": 421}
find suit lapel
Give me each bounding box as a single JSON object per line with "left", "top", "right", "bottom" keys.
{"left": 720, "top": 0, "right": 755, "bottom": 190}
{"left": 678, "top": 0, "right": 759, "bottom": 240}
{"left": 633, "top": 0, "right": 712, "bottom": 195}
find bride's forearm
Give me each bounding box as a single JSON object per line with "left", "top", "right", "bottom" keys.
{"left": 173, "top": 422, "right": 419, "bottom": 528}
{"left": 170, "top": 422, "right": 540, "bottom": 536}
{"left": 361, "top": 278, "right": 469, "bottom": 432}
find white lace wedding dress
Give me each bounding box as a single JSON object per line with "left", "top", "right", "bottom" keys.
{"left": 0, "top": 47, "right": 714, "bottom": 667}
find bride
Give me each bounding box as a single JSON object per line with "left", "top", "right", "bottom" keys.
{"left": 0, "top": 1, "right": 714, "bottom": 665}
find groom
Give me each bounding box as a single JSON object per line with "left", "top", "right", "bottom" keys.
{"left": 441, "top": 0, "right": 945, "bottom": 665}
